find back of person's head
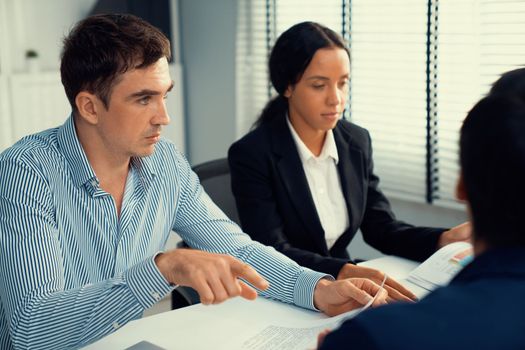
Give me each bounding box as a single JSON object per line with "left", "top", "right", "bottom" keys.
{"left": 60, "top": 13, "right": 171, "bottom": 113}
{"left": 460, "top": 90, "right": 525, "bottom": 247}
{"left": 489, "top": 68, "right": 525, "bottom": 102}
{"left": 254, "top": 21, "right": 349, "bottom": 128}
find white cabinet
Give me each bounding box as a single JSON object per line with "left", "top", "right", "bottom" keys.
{"left": 0, "top": 64, "right": 186, "bottom": 154}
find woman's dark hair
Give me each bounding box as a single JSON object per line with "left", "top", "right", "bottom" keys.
{"left": 60, "top": 13, "right": 171, "bottom": 112}
{"left": 254, "top": 21, "right": 349, "bottom": 128}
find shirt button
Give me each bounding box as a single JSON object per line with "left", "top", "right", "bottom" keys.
{"left": 112, "top": 321, "right": 120, "bottom": 330}
{"left": 151, "top": 292, "right": 161, "bottom": 301}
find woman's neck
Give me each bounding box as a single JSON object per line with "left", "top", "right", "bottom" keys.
{"left": 288, "top": 116, "right": 327, "bottom": 157}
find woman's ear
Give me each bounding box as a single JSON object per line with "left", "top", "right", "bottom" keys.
{"left": 284, "top": 85, "right": 293, "bottom": 98}
{"left": 75, "top": 92, "right": 100, "bottom": 125}
{"left": 456, "top": 172, "right": 468, "bottom": 201}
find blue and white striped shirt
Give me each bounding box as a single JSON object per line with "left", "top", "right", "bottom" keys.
{"left": 0, "top": 116, "right": 327, "bottom": 349}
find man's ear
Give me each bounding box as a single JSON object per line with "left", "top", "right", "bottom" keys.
{"left": 456, "top": 172, "right": 468, "bottom": 201}
{"left": 75, "top": 92, "right": 100, "bottom": 125}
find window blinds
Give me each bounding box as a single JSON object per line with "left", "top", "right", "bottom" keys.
{"left": 236, "top": 0, "right": 525, "bottom": 207}
{"left": 435, "top": 0, "right": 525, "bottom": 207}
{"left": 236, "top": 0, "right": 270, "bottom": 136}
{"left": 350, "top": 0, "right": 429, "bottom": 202}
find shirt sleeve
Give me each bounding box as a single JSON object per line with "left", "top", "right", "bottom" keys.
{"left": 0, "top": 159, "right": 173, "bottom": 350}
{"left": 169, "top": 148, "right": 331, "bottom": 311}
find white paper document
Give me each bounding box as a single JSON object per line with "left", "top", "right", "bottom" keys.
{"left": 406, "top": 241, "right": 473, "bottom": 291}
{"left": 231, "top": 275, "right": 388, "bottom": 350}
{"left": 231, "top": 243, "right": 474, "bottom": 350}
{"left": 234, "top": 307, "right": 362, "bottom": 350}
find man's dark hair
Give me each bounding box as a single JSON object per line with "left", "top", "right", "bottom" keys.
{"left": 60, "top": 13, "right": 171, "bottom": 112}
{"left": 489, "top": 68, "right": 525, "bottom": 102}
{"left": 460, "top": 93, "right": 525, "bottom": 247}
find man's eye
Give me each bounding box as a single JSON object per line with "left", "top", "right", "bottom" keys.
{"left": 138, "top": 96, "right": 151, "bottom": 105}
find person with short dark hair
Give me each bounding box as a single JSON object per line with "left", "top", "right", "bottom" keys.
{"left": 318, "top": 69, "right": 525, "bottom": 349}
{"left": 229, "top": 21, "right": 470, "bottom": 300}
{"left": 0, "top": 14, "right": 391, "bottom": 350}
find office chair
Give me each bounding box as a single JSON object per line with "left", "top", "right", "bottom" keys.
{"left": 171, "top": 157, "right": 240, "bottom": 309}
{"left": 191, "top": 158, "right": 240, "bottom": 225}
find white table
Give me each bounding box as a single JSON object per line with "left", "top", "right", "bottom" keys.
{"left": 83, "top": 256, "right": 419, "bottom": 350}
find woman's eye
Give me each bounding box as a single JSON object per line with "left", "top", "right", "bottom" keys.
{"left": 312, "top": 84, "right": 324, "bottom": 90}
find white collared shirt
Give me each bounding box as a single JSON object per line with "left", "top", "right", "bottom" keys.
{"left": 287, "top": 117, "right": 350, "bottom": 250}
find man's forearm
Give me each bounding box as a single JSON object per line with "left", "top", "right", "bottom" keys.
{"left": 4, "top": 257, "right": 172, "bottom": 349}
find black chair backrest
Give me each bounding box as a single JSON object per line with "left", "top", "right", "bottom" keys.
{"left": 192, "top": 158, "right": 240, "bottom": 225}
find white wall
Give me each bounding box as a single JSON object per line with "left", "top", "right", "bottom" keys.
{"left": 178, "top": 0, "right": 237, "bottom": 165}
{"left": 1, "top": 0, "right": 97, "bottom": 73}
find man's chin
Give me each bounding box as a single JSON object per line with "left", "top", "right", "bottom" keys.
{"left": 134, "top": 145, "right": 157, "bottom": 158}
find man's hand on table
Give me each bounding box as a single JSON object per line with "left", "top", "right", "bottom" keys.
{"left": 155, "top": 249, "right": 269, "bottom": 305}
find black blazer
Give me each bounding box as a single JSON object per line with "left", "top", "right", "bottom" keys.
{"left": 320, "top": 248, "right": 525, "bottom": 350}
{"left": 228, "top": 116, "right": 444, "bottom": 277}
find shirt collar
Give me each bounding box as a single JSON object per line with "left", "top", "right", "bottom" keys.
{"left": 57, "top": 115, "right": 97, "bottom": 188}
{"left": 286, "top": 115, "right": 339, "bottom": 164}
{"left": 57, "top": 114, "right": 157, "bottom": 191}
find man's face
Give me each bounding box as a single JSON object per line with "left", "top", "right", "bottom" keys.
{"left": 94, "top": 57, "right": 173, "bottom": 160}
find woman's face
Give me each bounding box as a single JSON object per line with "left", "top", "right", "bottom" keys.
{"left": 285, "top": 47, "right": 350, "bottom": 139}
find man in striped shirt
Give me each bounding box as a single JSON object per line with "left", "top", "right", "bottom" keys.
{"left": 0, "top": 14, "right": 388, "bottom": 349}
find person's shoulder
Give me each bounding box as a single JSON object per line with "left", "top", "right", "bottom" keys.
{"left": 339, "top": 285, "right": 482, "bottom": 348}
{"left": 0, "top": 128, "right": 60, "bottom": 167}
{"left": 234, "top": 123, "right": 272, "bottom": 147}
{"left": 328, "top": 301, "right": 429, "bottom": 349}
{"left": 335, "top": 119, "right": 371, "bottom": 145}
{"left": 229, "top": 123, "right": 274, "bottom": 158}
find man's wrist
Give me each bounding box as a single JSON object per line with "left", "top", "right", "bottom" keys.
{"left": 313, "top": 278, "right": 332, "bottom": 311}
{"left": 125, "top": 255, "right": 174, "bottom": 309}
{"left": 154, "top": 252, "right": 173, "bottom": 285}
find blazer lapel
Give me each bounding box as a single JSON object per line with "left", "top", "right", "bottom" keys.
{"left": 270, "top": 118, "right": 328, "bottom": 253}
{"left": 334, "top": 125, "right": 366, "bottom": 235}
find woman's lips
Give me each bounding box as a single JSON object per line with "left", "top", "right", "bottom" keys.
{"left": 322, "top": 112, "right": 340, "bottom": 120}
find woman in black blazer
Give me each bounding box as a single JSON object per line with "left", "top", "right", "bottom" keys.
{"left": 228, "top": 22, "right": 470, "bottom": 299}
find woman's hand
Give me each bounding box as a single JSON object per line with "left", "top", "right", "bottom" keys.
{"left": 337, "top": 263, "right": 417, "bottom": 302}
{"left": 438, "top": 221, "right": 472, "bottom": 248}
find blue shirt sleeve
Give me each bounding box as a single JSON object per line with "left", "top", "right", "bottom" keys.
{"left": 168, "top": 147, "right": 330, "bottom": 310}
